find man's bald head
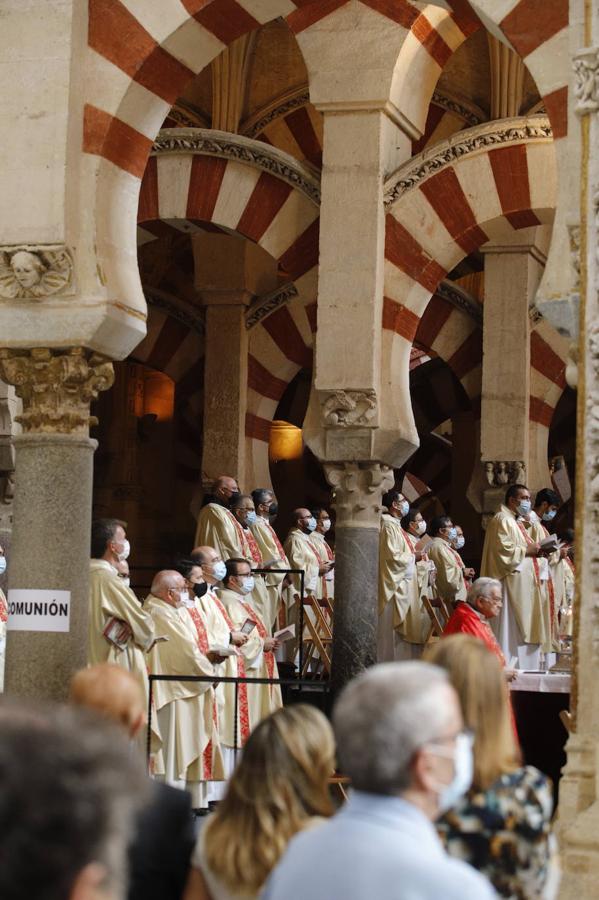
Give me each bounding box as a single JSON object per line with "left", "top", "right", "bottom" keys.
{"left": 151, "top": 569, "right": 186, "bottom": 604}
{"left": 212, "top": 475, "right": 239, "bottom": 504}
{"left": 69, "top": 664, "right": 145, "bottom": 737}
{"left": 293, "top": 507, "right": 310, "bottom": 523}
{"left": 190, "top": 545, "right": 223, "bottom": 585}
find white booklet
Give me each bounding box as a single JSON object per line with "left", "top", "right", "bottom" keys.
{"left": 273, "top": 623, "right": 296, "bottom": 643}
{"left": 209, "top": 645, "right": 238, "bottom": 657}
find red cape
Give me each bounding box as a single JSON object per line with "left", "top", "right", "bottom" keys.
{"left": 443, "top": 602, "right": 505, "bottom": 666}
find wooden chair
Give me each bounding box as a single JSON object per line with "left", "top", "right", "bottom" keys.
{"left": 300, "top": 595, "right": 333, "bottom": 679}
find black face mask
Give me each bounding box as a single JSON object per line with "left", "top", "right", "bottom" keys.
{"left": 269, "top": 502, "right": 278, "bottom": 518}
{"left": 193, "top": 582, "right": 209, "bottom": 599}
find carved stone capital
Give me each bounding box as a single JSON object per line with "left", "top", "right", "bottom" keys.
{"left": 320, "top": 389, "right": 378, "bottom": 428}
{"left": 0, "top": 245, "right": 74, "bottom": 300}
{"left": 573, "top": 47, "right": 599, "bottom": 116}
{"left": 325, "top": 462, "right": 395, "bottom": 528}
{"left": 483, "top": 460, "right": 526, "bottom": 487}
{"left": 0, "top": 348, "right": 114, "bottom": 435}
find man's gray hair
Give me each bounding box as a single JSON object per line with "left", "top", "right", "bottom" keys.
{"left": 333, "top": 662, "right": 453, "bottom": 795}
{"left": 468, "top": 576, "right": 502, "bottom": 605}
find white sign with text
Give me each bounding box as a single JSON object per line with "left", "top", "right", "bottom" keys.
{"left": 7, "top": 589, "right": 71, "bottom": 633}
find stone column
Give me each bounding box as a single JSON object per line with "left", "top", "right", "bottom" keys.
{"left": 480, "top": 231, "right": 546, "bottom": 512}
{"left": 558, "top": 36, "right": 599, "bottom": 896}
{"left": 193, "top": 233, "right": 278, "bottom": 492}
{"left": 0, "top": 347, "right": 113, "bottom": 700}
{"left": 325, "top": 462, "right": 394, "bottom": 694}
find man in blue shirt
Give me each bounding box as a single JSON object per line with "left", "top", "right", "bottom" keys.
{"left": 263, "top": 661, "right": 495, "bottom": 899}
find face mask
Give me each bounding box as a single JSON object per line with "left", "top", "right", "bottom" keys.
{"left": 239, "top": 576, "right": 255, "bottom": 595}
{"left": 245, "top": 510, "right": 257, "bottom": 526}
{"left": 416, "top": 520, "right": 426, "bottom": 536}
{"left": 306, "top": 517, "right": 317, "bottom": 533}
{"left": 178, "top": 590, "right": 190, "bottom": 607}
{"left": 517, "top": 499, "right": 531, "bottom": 516}
{"left": 211, "top": 560, "right": 227, "bottom": 582}
{"left": 447, "top": 526, "right": 457, "bottom": 542}
{"left": 269, "top": 502, "right": 278, "bottom": 518}
{"left": 454, "top": 536, "right": 465, "bottom": 551}
{"left": 0, "top": 557, "right": 6, "bottom": 576}
{"left": 542, "top": 509, "right": 557, "bottom": 522}
{"left": 430, "top": 732, "right": 474, "bottom": 814}
{"left": 399, "top": 500, "right": 409, "bottom": 517}
{"left": 193, "top": 581, "right": 209, "bottom": 599}
{"left": 118, "top": 539, "right": 130, "bottom": 561}
{"left": 322, "top": 518, "right": 331, "bottom": 532}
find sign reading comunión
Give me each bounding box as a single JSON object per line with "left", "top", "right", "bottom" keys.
{"left": 7, "top": 589, "right": 71, "bottom": 633}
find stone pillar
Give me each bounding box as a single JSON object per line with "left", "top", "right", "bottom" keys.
{"left": 325, "top": 462, "right": 394, "bottom": 693}
{"left": 211, "top": 34, "right": 254, "bottom": 132}
{"left": 487, "top": 34, "right": 525, "bottom": 119}
{"left": 0, "top": 347, "right": 113, "bottom": 700}
{"left": 557, "top": 35, "right": 599, "bottom": 896}
{"left": 480, "top": 231, "right": 546, "bottom": 512}
{"left": 193, "top": 234, "right": 278, "bottom": 491}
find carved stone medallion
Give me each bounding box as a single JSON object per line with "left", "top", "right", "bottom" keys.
{"left": 0, "top": 245, "right": 74, "bottom": 300}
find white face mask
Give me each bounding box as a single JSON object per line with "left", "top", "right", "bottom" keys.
{"left": 117, "top": 539, "right": 130, "bottom": 561}
{"left": 517, "top": 499, "right": 531, "bottom": 516}
{"left": 0, "top": 557, "right": 6, "bottom": 576}
{"left": 454, "top": 536, "right": 465, "bottom": 551}
{"left": 416, "top": 520, "right": 426, "bottom": 536}
{"left": 173, "top": 589, "right": 189, "bottom": 608}
{"left": 211, "top": 560, "right": 227, "bottom": 582}
{"left": 322, "top": 518, "right": 332, "bottom": 532}
{"left": 239, "top": 575, "right": 255, "bottom": 595}
{"left": 429, "top": 732, "right": 474, "bottom": 814}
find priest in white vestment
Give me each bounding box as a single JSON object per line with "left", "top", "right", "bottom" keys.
{"left": 481, "top": 484, "right": 547, "bottom": 669}
{"left": 525, "top": 488, "right": 563, "bottom": 653}
{"left": 145, "top": 570, "right": 223, "bottom": 808}
{"left": 88, "top": 519, "right": 155, "bottom": 712}
{"left": 250, "top": 488, "right": 292, "bottom": 631}
{"left": 310, "top": 507, "right": 335, "bottom": 601}
{"left": 217, "top": 557, "right": 282, "bottom": 770}
{"left": 378, "top": 491, "right": 428, "bottom": 662}
{"left": 426, "top": 515, "right": 468, "bottom": 606}
{"left": 195, "top": 486, "right": 272, "bottom": 632}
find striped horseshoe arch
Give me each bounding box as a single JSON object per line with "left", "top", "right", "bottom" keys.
{"left": 136, "top": 133, "right": 320, "bottom": 488}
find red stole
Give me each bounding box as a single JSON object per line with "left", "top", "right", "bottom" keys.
{"left": 239, "top": 599, "right": 276, "bottom": 681}
{"left": 265, "top": 521, "right": 287, "bottom": 560}
{"left": 230, "top": 512, "right": 263, "bottom": 566}
{"left": 212, "top": 593, "right": 250, "bottom": 745}
{"left": 0, "top": 594, "right": 7, "bottom": 624}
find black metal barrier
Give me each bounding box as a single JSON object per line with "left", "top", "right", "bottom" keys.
{"left": 146, "top": 673, "right": 330, "bottom": 770}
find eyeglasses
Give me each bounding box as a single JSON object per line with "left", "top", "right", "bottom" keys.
{"left": 426, "top": 728, "right": 473, "bottom": 751}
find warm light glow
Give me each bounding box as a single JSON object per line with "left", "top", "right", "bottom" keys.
{"left": 143, "top": 369, "right": 175, "bottom": 421}
{"left": 269, "top": 420, "right": 303, "bottom": 462}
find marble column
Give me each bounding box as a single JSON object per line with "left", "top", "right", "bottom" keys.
{"left": 193, "top": 233, "right": 277, "bottom": 491}
{"left": 558, "top": 34, "right": 599, "bottom": 896}
{"left": 480, "top": 231, "right": 547, "bottom": 513}
{"left": 0, "top": 347, "right": 113, "bottom": 700}
{"left": 325, "top": 462, "right": 394, "bottom": 694}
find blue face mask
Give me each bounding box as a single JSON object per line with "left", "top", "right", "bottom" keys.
{"left": 0, "top": 557, "right": 5, "bottom": 576}
{"left": 447, "top": 526, "right": 458, "bottom": 542}
{"left": 517, "top": 499, "right": 532, "bottom": 516}
{"left": 542, "top": 509, "right": 557, "bottom": 522}
{"left": 211, "top": 560, "right": 227, "bottom": 582}
{"left": 306, "top": 516, "right": 317, "bottom": 533}
{"left": 246, "top": 510, "right": 257, "bottom": 526}
{"left": 454, "top": 536, "right": 465, "bottom": 551}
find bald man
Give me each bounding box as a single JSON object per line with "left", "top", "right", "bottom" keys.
{"left": 144, "top": 570, "right": 223, "bottom": 809}
{"left": 70, "top": 664, "right": 195, "bottom": 900}
{"left": 193, "top": 474, "right": 239, "bottom": 550}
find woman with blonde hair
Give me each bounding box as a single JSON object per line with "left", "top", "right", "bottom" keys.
{"left": 425, "top": 635, "right": 557, "bottom": 899}
{"left": 183, "top": 703, "right": 335, "bottom": 900}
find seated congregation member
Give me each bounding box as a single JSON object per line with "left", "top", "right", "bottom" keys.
{"left": 89, "top": 518, "right": 156, "bottom": 714}
{"left": 217, "top": 558, "right": 282, "bottom": 770}
{"left": 145, "top": 570, "right": 223, "bottom": 808}
{"left": 70, "top": 664, "right": 195, "bottom": 900}
{"left": 427, "top": 636, "right": 557, "bottom": 900}
{"left": 183, "top": 705, "right": 334, "bottom": 900}
{"left": 264, "top": 662, "right": 494, "bottom": 900}
{"left": 378, "top": 491, "right": 429, "bottom": 662}
{"left": 443, "top": 577, "right": 507, "bottom": 669}
{"left": 0, "top": 699, "right": 147, "bottom": 900}
{"left": 427, "top": 515, "right": 469, "bottom": 607}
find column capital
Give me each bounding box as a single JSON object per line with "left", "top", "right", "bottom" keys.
{"left": 324, "top": 461, "right": 394, "bottom": 528}
{"left": 0, "top": 347, "right": 114, "bottom": 436}
{"left": 573, "top": 47, "right": 599, "bottom": 117}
